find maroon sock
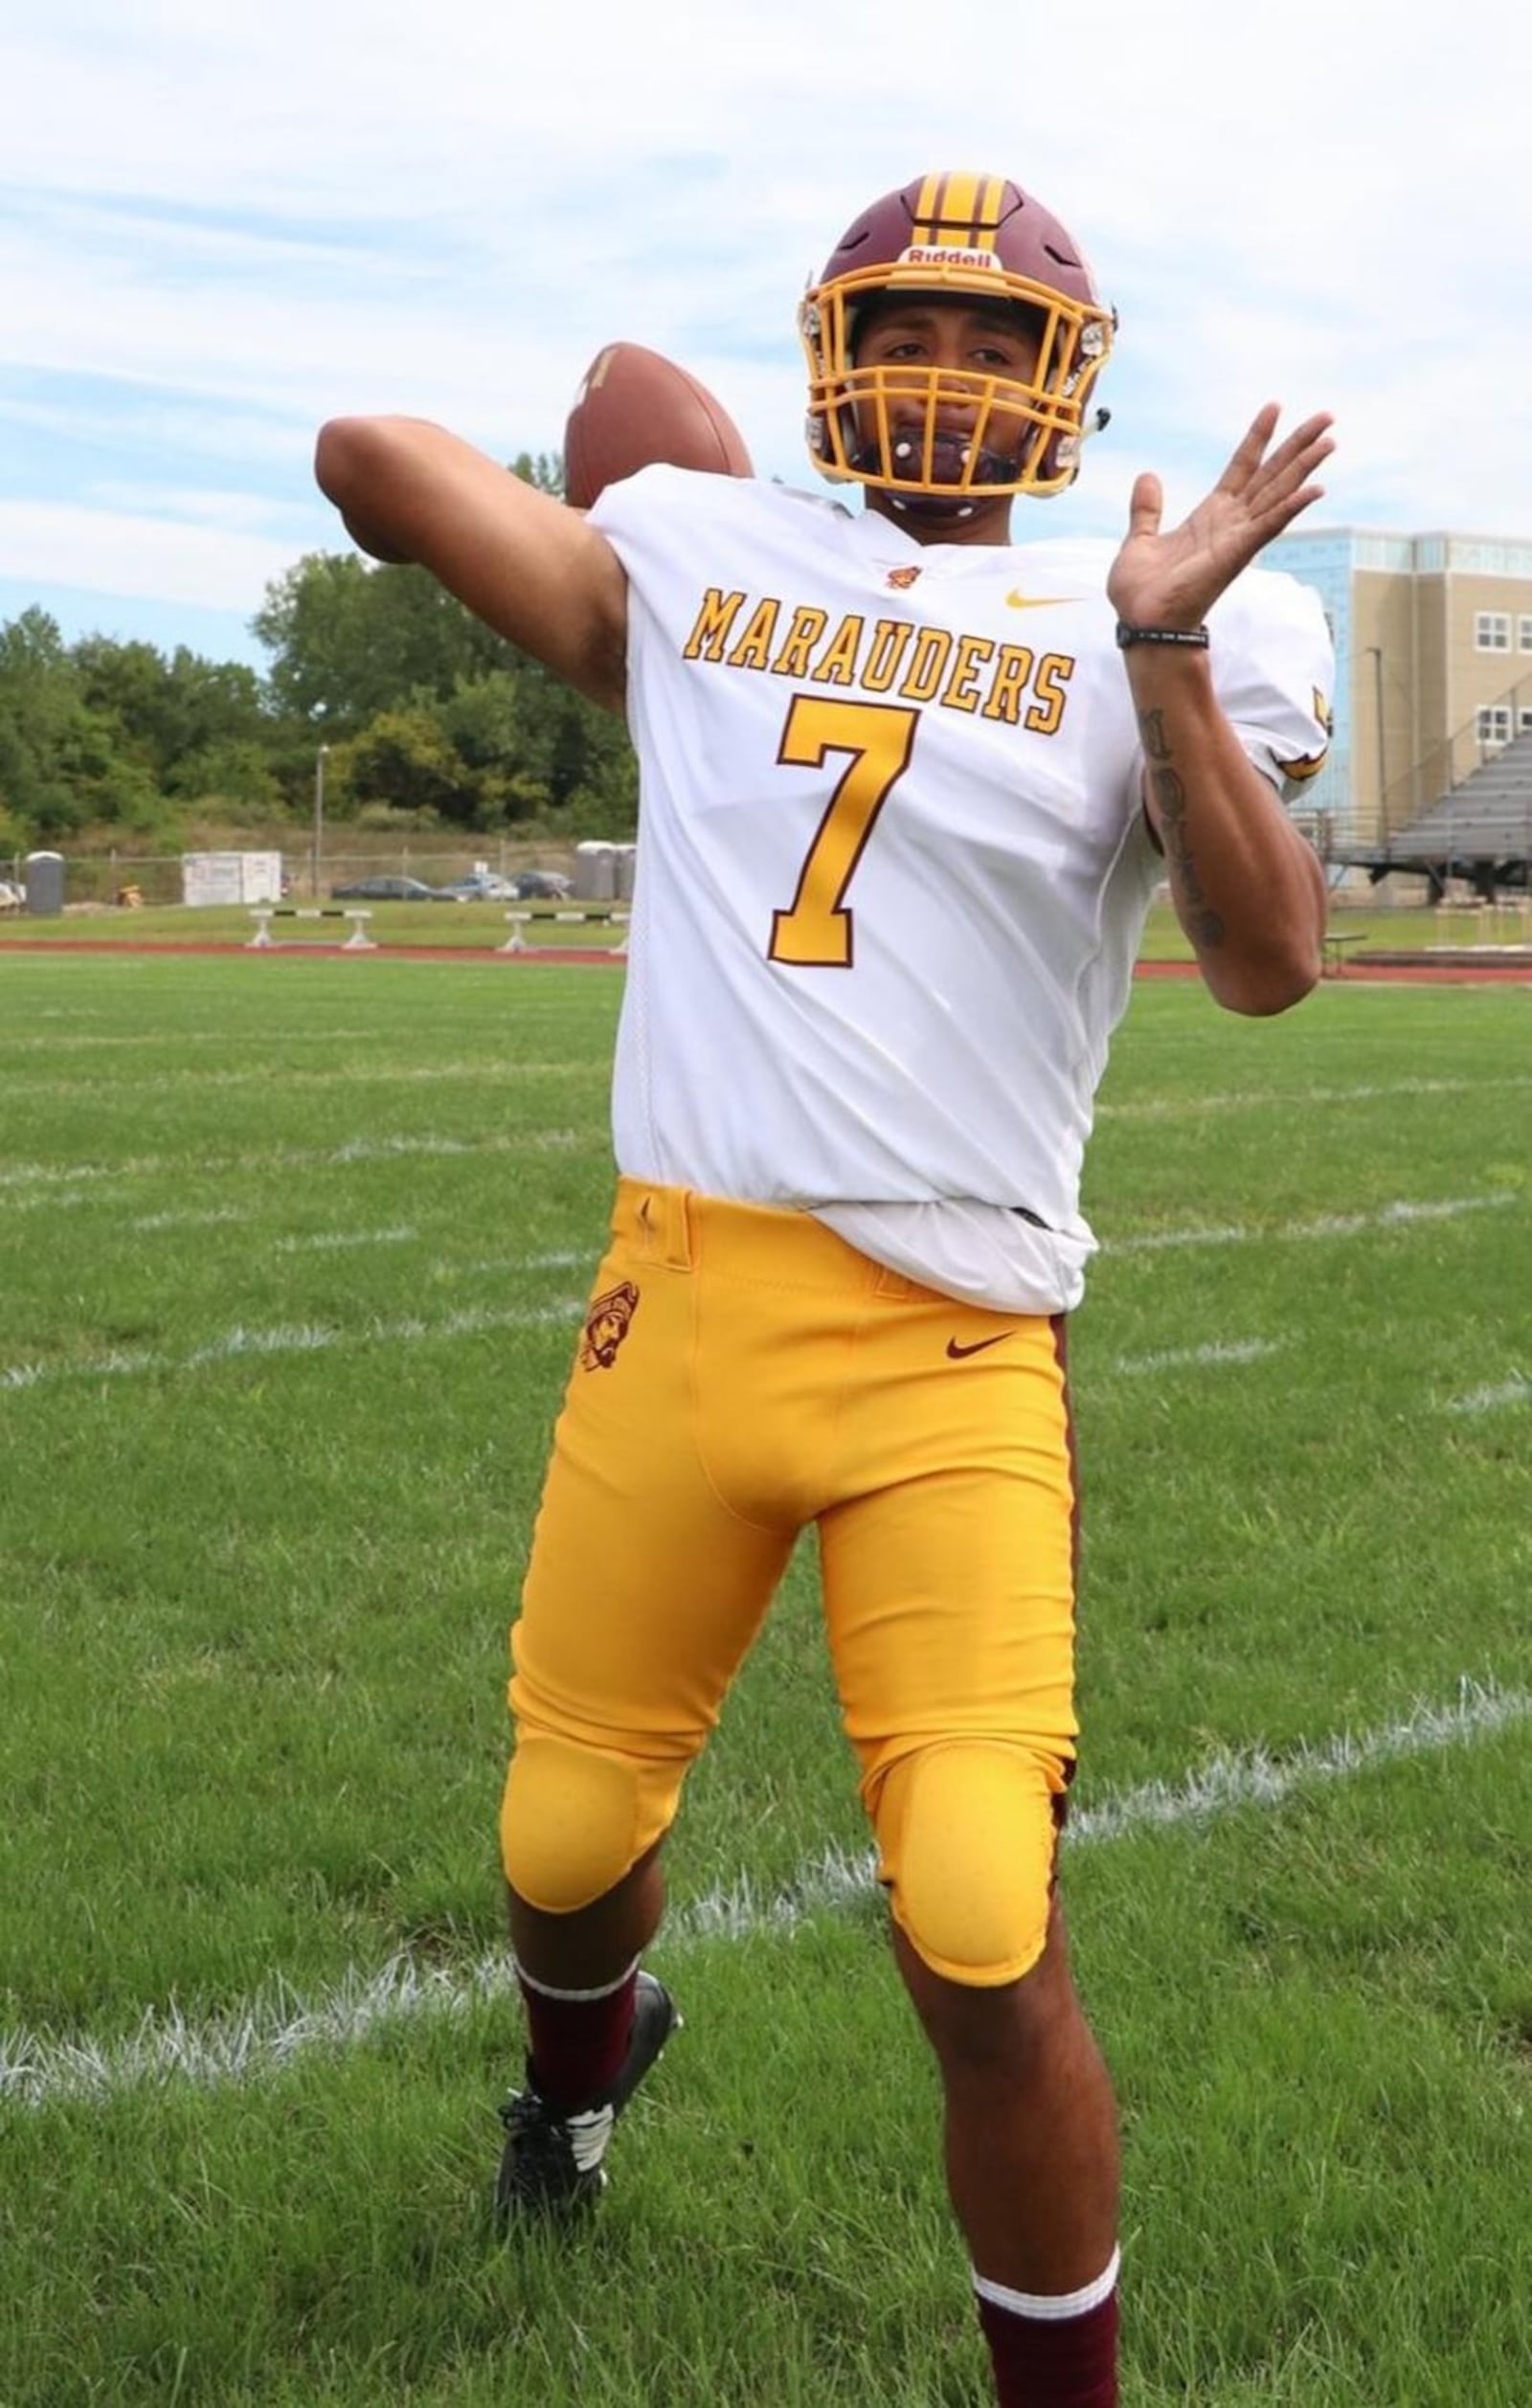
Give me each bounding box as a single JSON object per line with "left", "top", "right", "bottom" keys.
{"left": 976, "top": 2269, "right": 1118, "bottom": 2408}
{"left": 517, "top": 1963, "right": 638, "bottom": 2108}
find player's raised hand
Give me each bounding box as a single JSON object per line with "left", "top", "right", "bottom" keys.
{"left": 1106, "top": 405, "right": 1335, "bottom": 634}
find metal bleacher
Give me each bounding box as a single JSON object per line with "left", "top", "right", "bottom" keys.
{"left": 1336, "top": 732, "right": 1532, "bottom": 899}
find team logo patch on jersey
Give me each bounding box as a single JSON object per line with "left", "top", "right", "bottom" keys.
{"left": 886, "top": 565, "right": 923, "bottom": 590}
{"left": 580, "top": 1281, "right": 641, "bottom": 1370}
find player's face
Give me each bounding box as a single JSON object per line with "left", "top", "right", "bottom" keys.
{"left": 855, "top": 301, "right": 1042, "bottom": 394}
{"left": 849, "top": 299, "right": 1044, "bottom": 540}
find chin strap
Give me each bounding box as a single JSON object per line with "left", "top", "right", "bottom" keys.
{"left": 884, "top": 492, "right": 980, "bottom": 522}
{"left": 863, "top": 433, "right": 1019, "bottom": 484}
{"left": 853, "top": 403, "right": 1113, "bottom": 509}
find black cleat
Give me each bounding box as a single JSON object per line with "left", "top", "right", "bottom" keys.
{"left": 494, "top": 1969, "right": 681, "bottom": 2223}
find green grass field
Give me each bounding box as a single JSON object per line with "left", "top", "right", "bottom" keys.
{"left": 1, "top": 953, "right": 1528, "bottom": 2407}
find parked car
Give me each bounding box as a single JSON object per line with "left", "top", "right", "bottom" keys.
{"left": 507, "top": 868, "right": 574, "bottom": 900}
{"left": 438, "top": 870, "right": 519, "bottom": 901}
{"left": 328, "top": 875, "right": 455, "bottom": 902}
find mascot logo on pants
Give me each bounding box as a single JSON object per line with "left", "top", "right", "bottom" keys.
{"left": 580, "top": 1281, "right": 640, "bottom": 1371}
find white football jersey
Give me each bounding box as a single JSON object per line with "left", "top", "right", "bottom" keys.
{"left": 588, "top": 468, "right": 1332, "bottom": 1311}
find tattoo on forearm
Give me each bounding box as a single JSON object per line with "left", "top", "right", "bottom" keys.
{"left": 1139, "top": 711, "right": 1226, "bottom": 950}
{"left": 1140, "top": 708, "right": 1171, "bottom": 765}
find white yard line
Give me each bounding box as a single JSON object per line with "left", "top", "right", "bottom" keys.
{"left": 0, "top": 1126, "right": 590, "bottom": 1202}
{"left": 3, "top": 1026, "right": 387, "bottom": 1057}
{"left": 1096, "top": 1074, "right": 1532, "bottom": 1123}
{"left": 0, "top": 1186, "right": 1517, "bottom": 1399}
{"left": 6, "top": 1060, "right": 1523, "bottom": 1100}
{"left": 1445, "top": 1373, "right": 1532, "bottom": 1416}
{"left": 1101, "top": 1191, "right": 1519, "bottom": 1256}
{"left": 271, "top": 1227, "right": 418, "bottom": 1254}
{"left": 2, "top": 1060, "right": 597, "bottom": 1100}
{"left": 2, "top": 1680, "right": 1524, "bottom": 2109}
{"left": 1109, "top": 1338, "right": 1287, "bottom": 1376}
{"left": 0, "top": 1303, "right": 586, "bottom": 1394}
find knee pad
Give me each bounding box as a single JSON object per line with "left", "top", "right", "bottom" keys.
{"left": 871, "top": 1742, "right": 1060, "bottom": 1987}
{"left": 500, "top": 1731, "right": 658, "bottom": 1914}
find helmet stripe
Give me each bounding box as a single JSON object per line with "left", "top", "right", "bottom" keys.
{"left": 909, "top": 169, "right": 1010, "bottom": 249}
{"left": 939, "top": 170, "right": 980, "bottom": 239}
{"left": 912, "top": 172, "right": 946, "bottom": 239}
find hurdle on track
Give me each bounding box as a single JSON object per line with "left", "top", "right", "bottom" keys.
{"left": 499, "top": 906, "right": 630, "bottom": 956}
{"left": 246, "top": 908, "right": 376, "bottom": 952}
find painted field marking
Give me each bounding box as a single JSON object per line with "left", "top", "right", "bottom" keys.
{"left": 272, "top": 1226, "right": 417, "bottom": 1255}
{"left": 128, "top": 1206, "right": 247, "bottom": 1234}
{"left": 0, "top": 1187, "right": 1519, "bottom": 1402}
{"left": 6, "top": 1056, "right": 1523, "bottom": 1102}
{"left": 1096, "top": 1074, "right": 1532, "bottom": 1123}
{"left": 1446, "top": 1373, "right": 1531, "bottom": 1416}
{"left": 3, "top": 1025, "right": 389, "bottom": 1057}
{"left": 2, "top": 1681, "right": 1524, "bottom": 2108}
{"left": 1102, "top": 1191, "right": 1519, "bottom": 1257}
{"left": 2, "top": 1058, "right": 601, "bottom": 1100}
{"left": 1109, "top": 1338, "right": 1287, "bottom": 1377}
{"left": 0, "top": 1126, "right": 592, "bottom": 1203}
{"left": 0, "top": 1302, "right": 587, "bottom": 1395}
{"left": 16, "top": 1174, "right": 1498, "bottom": 1273}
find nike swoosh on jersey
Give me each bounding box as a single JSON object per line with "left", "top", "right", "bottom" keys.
{"left": 945, "top": 1333, "right": 1016, "bottom": 1360}
{"left": 1005, "top": 591, "right": 1079, "bottom": 610}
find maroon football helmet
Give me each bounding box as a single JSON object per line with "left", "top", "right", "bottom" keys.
{"left": 799, "top": 170, "right": 1115, "bottom": 506}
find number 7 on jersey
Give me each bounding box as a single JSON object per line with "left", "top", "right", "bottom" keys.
{"left": 768, "top": 696, "right": 919, "bottom": 969}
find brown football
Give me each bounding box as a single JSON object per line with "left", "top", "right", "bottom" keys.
{"left": 563, "top": 341, "right": 753, "bottom": 509}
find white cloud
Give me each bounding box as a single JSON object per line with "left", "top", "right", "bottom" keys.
{"left": 2, "top": 0, "right": 1530, "bottom": 651}
{"left": 0, "top": 502, "right": 300, "bottom": 612}
{"left": 85, "top": 484, "right": 298, "bottom": 534}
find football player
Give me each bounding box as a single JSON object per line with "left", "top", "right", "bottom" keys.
{"left": 316, "top": 168, "right": 1333, "bottom": 2408}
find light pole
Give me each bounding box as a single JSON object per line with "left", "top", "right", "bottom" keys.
{"left": 1363, "top": 646, "right": 1386, "bottom": 847}
{"left": 312, "top": 742, "right": 329, "bottom": 900}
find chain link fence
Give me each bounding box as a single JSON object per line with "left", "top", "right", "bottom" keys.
{"left": 0, "top": 843, "right": 579, "bottom": 911}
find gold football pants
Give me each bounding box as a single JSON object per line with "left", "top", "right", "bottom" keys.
{"left": 502, "top": 1179, "right": 1080, "bottom": 1985}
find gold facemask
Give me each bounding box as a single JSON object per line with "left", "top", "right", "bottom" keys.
{"left": 800, "top": 261, "right": 1114, "bottom": 503}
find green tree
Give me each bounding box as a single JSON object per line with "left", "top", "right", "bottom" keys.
{"left": 508, "top": 451, "right": 564, "bottom": 499}
{"left": 437, "top": 671, "right": 551, "bottom": 822}
{"left": 252, "top": 554, "right": 508, "bottom": 733}
{"left": 68, "top": 638, "right": 169, "bottom": 777}
{"left": 0, "top": 610, "right": 141, "bottom": 839}
{"left": 0, "top": 439, "right": 635, "bottom": 850}
{"left": 512, "top": 659, "right": 638, "bottom": 826}
{"left": 172, "top": 738, "right": 284, "bottom": 813}
{"left": 332, "top": 706, "right": 469, "bottom": 819}
{"left": 72, "top": 636, "right": 269, "bottom": 799}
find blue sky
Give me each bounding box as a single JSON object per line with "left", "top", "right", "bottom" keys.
{"left": 3, "top": 0, "right": 1528, "bottom": 673}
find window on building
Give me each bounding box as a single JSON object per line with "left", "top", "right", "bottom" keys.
{"left": 1519, "top": 708, "right": 1532, "bottom": 736}
{"left": 1519, "top": 615, "right": 1532, "bottom": 651}
{"left": 1475, "top": 612, "right": 1511, "bottom": 650}
{"left": 1476, "top": 706, "right": 1512, "bottom": 747}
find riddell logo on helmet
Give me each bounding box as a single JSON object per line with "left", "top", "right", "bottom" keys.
{"left": 898, "top": 244, "right": 1003, "bottom": 272}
